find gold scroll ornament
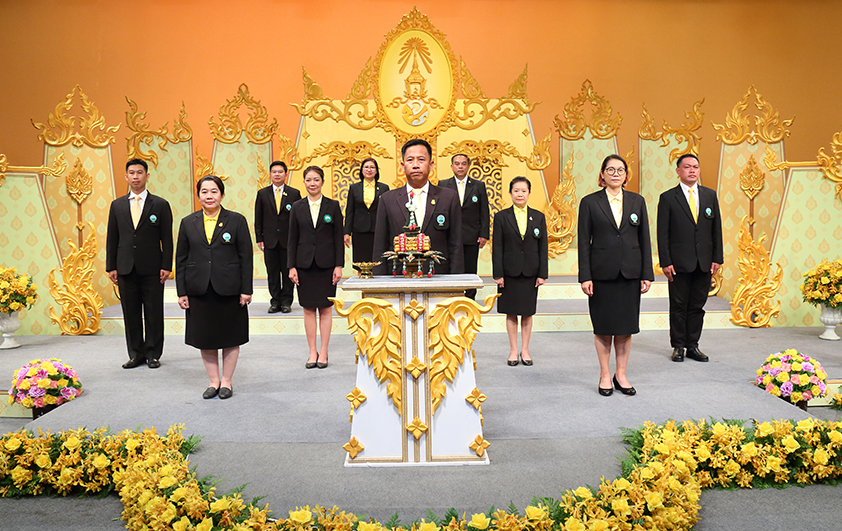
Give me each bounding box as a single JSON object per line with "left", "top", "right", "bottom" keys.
{"left": 428, "top": 294, "right": 498, "bottom": 415}
{"left": 765, "top": 132, "right": 842, "bottom": 203}
{"left": 545, "top": 151, "right": 577, "bottom": 258}
{"left": 331, "top": 297, "right": 403, "bottom": 410}
{"left": 712, "top": 86, "right": 793, "bottom": 146}
{"left": 47, "top": 222, "right": 104, "bottom": 335}
{"left": 125, "top": 98, "right": 193, "bottom": 168}
{"left": 31, "top": 85, "right": 120, "bottom": 148}
{"left": 209, "top": 83, "right": 277, "bottom": 144}
{"left": 638, "top": 100, "right": 704, "bottom": 164}
{"left": 0, "top": 153, "right": 67, "bottom": 189}
{"left": 729, "top": 216, "right": 782, "bottom": 328}
{"left": 194, "top": 152, "right": 230, "bottom": 183}
{"left": 554, "top": 80, "right": 622, "bottom": 140}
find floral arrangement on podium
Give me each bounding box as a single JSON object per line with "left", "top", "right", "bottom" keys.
{"left": 0, "top": 265, "right": 38, "bottom": 314}
{"left": 8, "top": 358, "right": 83, "bottom": 415}
{"left": 801, "top": 258, "right": 842, "bottom": 308}
{"left": 381, "top": 208, "right": 444, "bottom": 277}
{"left": 755, "top": 349, "right": 827, "bottom": 407}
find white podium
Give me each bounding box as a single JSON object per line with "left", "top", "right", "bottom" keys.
{"left": 331, "top": 274, "right": 496, "bottom": 467}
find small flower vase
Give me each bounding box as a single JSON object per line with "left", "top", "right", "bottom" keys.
{"left": 818, "top": 304, "right": 842, "bottom": 341}
{"left": 0, "top": 310, "right": 22, "bottom": 349}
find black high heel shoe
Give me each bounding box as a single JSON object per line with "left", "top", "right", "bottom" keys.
{"left": 598, "top": 385, "right": 613, "bottom": 397}
{"left": 507, "top": 356, "right": 519, "bottom": 366}
{"left": 317, "top": 353, "right": 328, "bottom": 369}
{"left": 305, "top": 357, "right": 318, "bottom": 369}
{"left": 613, "top": 375, "right": 636, "bottom": 396}
{"left": 519, "top": 354, "right": 533, "bottom": 366}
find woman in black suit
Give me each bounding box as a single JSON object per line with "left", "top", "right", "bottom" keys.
{"left": 288, "top": 166, "right": 344, "bottom": 369}
{"left": 344, "top": 157, "right": 389, "bottom": 263}
{"left": 578, "top": 155, "right": 654, "bottom": 397}
{"left": 176, "top": 175, "right": 253, "bottom": 400}
{"left": 492, "top": 176, "right": 548, "bottom": 367}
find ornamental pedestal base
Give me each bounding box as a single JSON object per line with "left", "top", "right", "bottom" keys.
{"left": 818, "top": 304, "right": 841, "bottom": 341}
{"left": 0, "top": 311, "right": 22, "bottom": 349}
{"left": 333, "top": 275, "right": 494, "bottom": 467}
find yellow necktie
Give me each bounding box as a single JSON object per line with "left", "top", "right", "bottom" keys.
{"left": 131, "top": 196, "right": 141, "bottom": 229}
{"left": 310, "top": 200, "right": 320, "bottom": 227}
{"left": 364, "top": 181, "right": 374, "bottom": 208}
{"left": 688, "top": 188, "right": 698, "bottom": 223}
{"left": 610, "top": 194, "right": 622, "bottom": 228}
{"left": 412, "top": 189, "right": 425, "bottom": 225}
{"left": 204, "top": 216, "right": 217, "bottom": 244}
{"left": 275, "top": 187, "right": 281, "bottom": 214}
{"left": 514, "top": 207, "right": 527, "bottom": 238}
{"left": 457, "top": 179, "right": 466, "bottom": 205}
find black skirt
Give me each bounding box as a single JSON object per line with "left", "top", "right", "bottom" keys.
{"left": 297, "top": 266, "right": 337, "bottom": 309}
{"left": 351, "top": 231, "right": 376, "bottom": 264}
{"left": 496, "top": 275, "right": 539, "bottom": 316}
{"left": 588, "top": 276, "right": 641, "bottom": 336}
{"left": 185, "top": 284, "right": 249, "bottom": 349}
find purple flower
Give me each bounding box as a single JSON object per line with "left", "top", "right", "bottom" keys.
{"left": 28, "top": 387, "right": 46, "bottom": 398}
{"left": 770, "top": 367, "right": 781, "bottom": 377}
{"left": 16, "top": 368, "right": 28, "bottom": 381}
{"left": 780, "top": 381, "right": 793, "bottom": 396}
{"left": 781, "top": 354, "right": 792, "bottom": 362}
{"left": 59, "top": 387, "right": 75, "bottom": 399}
{"left": 820, "top": 382, "right": 827, "bottom": 394}
{"left": 802, "top": 362, "right": 814, "bottom": 373}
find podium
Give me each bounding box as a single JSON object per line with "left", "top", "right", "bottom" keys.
{"left": 331, "top": 274, "right": 496, "bottom": 466}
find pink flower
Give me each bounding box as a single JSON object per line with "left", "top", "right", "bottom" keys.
{"left": 802, "top": 391, "right": 813, "bottom": 400}
{"left": 33, "top": 397, "right": 45, "bottom": 408}
{"left": 810, "top": 375, "right": 820, "bottom": 385}
{"left": 28, "top": 387, "right": 46, "bottom": 398}
{"left": 59, "top": 387, "right": 75, "bottom": 399}
{"left": 790, "top": 374, "right": 801, "bottom": 384}
{"left": 49, "top": 380, "right": 59, "bottom": 388}
{"left": 766, "top": 383, "right": 777, "bottom": 393}
{"left": 781, "top": 362, "right": 792, "bottom": 372}
{"left": 56, "top": 398, "right": 64, "bottom": 405}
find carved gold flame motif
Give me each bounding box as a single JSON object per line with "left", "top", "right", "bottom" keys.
{"left": 638, "top": 100, "right": 704, "bottom": 163}
{"left": 712, "top": 86, "right": 793, "bottom": 145}
{"left": 194, "top": 152, "right": 229, "bottom": 182}
{"left": 277, "top": 134, "right": 303, "bottom": 171}
{"left": 208, "top": 83, "right": 277, "bottom": 144}
{"left": 47, "top": 223, "right": 104, "bottom": 335}
{"left": 65, "top": 158, "right": 93, "bottom": 206}
{"left": 709, "top": 267, "right": 722, "bottom": 297}
{"left": 256, "top": 158, "right": 270, "bottom": 189}
{"left": 545, "top": 152, "right": 577, "bottom": 258}
{"left": 729, "top": 216, "right": 783, "bottom": 328}
{"left": 31, "top": 85, "right": 120, "bottom": 148}
{"left": 739, "top": 154, "right": 765, "bottom": 202}
{"left": 0, "top": 152, "right": 67, "bottom": 189}
{"left": 554, "top": 80, "right": 622, "bottom": 140}
{"left": 428, "top": 294, "right": 497, "bottom": 415}
{"left": 125, "top": 98, "right": 193, "bottom": 168}
{"left": 331, "top": 297, "right": 403, "bottom": 410}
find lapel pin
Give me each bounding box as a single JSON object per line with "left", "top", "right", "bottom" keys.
{"left": 223, "top": 232, "right": 231, "bottom": 242}
{"left": 218, "top": 222, "right": 223, "bottom": 227}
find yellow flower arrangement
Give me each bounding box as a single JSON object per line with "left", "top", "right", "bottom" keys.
{"left": 0, "top": 265, "right": 38, "bottom": 314}
{"left": 801, "top": 258, "right": 842, "bottom": 308}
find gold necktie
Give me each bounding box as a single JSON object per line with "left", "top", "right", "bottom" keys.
{"left": 457, "top": 179, "right": 466, "bottom": 205}
{"left": 131, "top": 196, "right": 141, "bottom": 228}
{"left": 364, "top": 181, "right": 375, "bottom": 208}
{"left": 688, "top": 188, "right": 698, "bottom": 223}
{"left": 275, "top": 187, "right": 281, "bottom": 214}
{"left": 310, "top": 200, "right": 320, "bottom": 227}
{"left": 515, "top": 207, "right": 527, "bottom": 238}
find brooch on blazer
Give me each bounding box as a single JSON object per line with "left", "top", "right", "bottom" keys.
{"left": 704, "top": 207, "right": 713, "bottom": 219}
{"left": 471, "top": 195, "right": 478, "bottom": 203}
{"left": 323, "top": 214, "right": 333, "bottom": 223}
{"left": 222, "top": 232, "right": 232, "bottom": 243}
{"left": 149, "top": 214, "right": 158, "bottom": 224}
{"left": 629, "top": 213, "right": 640, "bottom": 226}
{"left": 286, "top": 204, "right": 292, "bottom": 211}
{"left": 533, "top": 227, "right": 541, "bottom": 237}
{"left": 431, "top": 199, "right": 436, "bottom": 205}
{"left": 436, "top": 214, "right": 446, "bottom": 226}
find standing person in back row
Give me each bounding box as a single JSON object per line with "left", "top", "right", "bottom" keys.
{"left": 106, "top": 158, "right": 173, "bottom": 370}
{"left": 657, "top": 154, "right": 723, "bottom": 363}
{"left": 344, "top": 157, "right": 389, "bottom": 263}
{"left": 438, "top": 153, "right": 490, "bottom": 299}
{"left": 255, "top": 161, "right": 301, "bottom": 313}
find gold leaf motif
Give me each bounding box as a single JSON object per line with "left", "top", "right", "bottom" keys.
{"left": 208, "top": 83, "right": 277, "bottom": 144}
{"left": 468, "top": 435, "right": 490, "bottom": 457}
{"left": 465, "top": 388, "right": 487, "bottom": 411}
{"left": 623, "top": 145, "right": 636, "bottom": 185}
{"left": 712, "top": 86, "right": 793, "bottom": 145}
{"left": 553, "top": 80, "right": 622, "bottom": 141}
{"left": 404, "top": 298, "right": 425, "bottom": 320}
{"left": 277, "top": 134, "right": 303, "bottom": 171}
{"left": 755, "top": 90, "right": 793, "bottom": 144}
{"left": 405, "top": 356, "right": 426, "bottom": 379}
{"left": 739, "top": 155, "right": 766, "bottom": 201}
{"left": 47, "top": 223, "right": 104, "bottom": 335}
{"left": 709, "top": 267, "right": 722, "bottom": 297}
{"left": 31, "top": 85, "right": 119, "bottom": 148}
{"left": 0, "top": 152, "right": 67, "bottom": 189}
{"left": 816, "top": 131, "right": 842, "bottom": 202}
{"left": 506, "top": 64, "right": 529, "bottom": 100}
{"left": 332, "top": 297, "right": 403, "bottom": 410}
{"left": 526, "top": 131, "right": 552, "bottom": 171}
{"left": 638, "top": 104, "right": 662, "bottom": 141}
{"left": 125, "top": 98, "right": 193, "bottom": 168}
{"left": 405, "top": 417, "right": 428, "bottom": 440}
{"left": 544, "top": 152, "right": 577, "bottom": 258}
{"left": 66, "top": 158, "right": 93, "bottom": 205}
{"left": 297, "top": 140, "right": 393, "bottom": 168}
{"left": 459, "top": 57, "right": 486, "bottom": 99}
{"left": 343, "top": 437, "right": 364, "bottom": 459}
{"left": 729, "top": 216, "right": 783, "bottom": 327}
{"left": 256, "top": 158, "right": 270, "bottom": 189}
{"left": 346, "top": 387, "right": 367, "bottom": 409}
{"left": 347, "top": 58, "right": 373, "bottom": 100}
{"left": 428, "top": 294, "right": 498, "bottom": 415}
{"left": 302, "top": 67, "right": 329, "bottom": 103}
{"left": 639, "top": 100, "right": 705, "bottom": 164}
{"left": 194, "top": 152, "right": 229, "bottom": 183}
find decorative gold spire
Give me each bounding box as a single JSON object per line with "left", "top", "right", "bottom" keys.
{"left": 638, "top": 100, "right": 704, "bottom": 163}
{"left": 712, "top": 86, "right": 793, "bottom": 145}
{"left": 545, "top": 152, "right": 577, "bottom": 258}
{"left": 125, "top": 98, "right": 193, "bottom": 168}
{"left": 554, "top": 80, "right": 622, "bottom": 140}
{"left": 208, "top": 83, "right": 277, "bottom": 144}
{"left": 31, "top": 85, "right": 120, "bottom": 148}
{"left": 729, "top": 216, "right": 783, "bottom": 328}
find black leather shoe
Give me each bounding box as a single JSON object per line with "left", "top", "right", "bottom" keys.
{"left": 671, "top": 348, "right": 685, "bottom": 362}
{"left": 520, "top": 355, "right": 533, "bottom": 366}
{"left": 613, "top": 375, "right": 636, "bottom": 396}
{"left": 305, "top": 360, "right": 318, "bottom": 369}
{"left": 268, "top": 305, "right": 281, "bottom": 314}
{"left": 122, "top": 359, "right": 144, "bottom": 369}
{"left": 685, "top": 348, "right": 709, "bottom": 362}
{"left": 202, "top": 386, "right": 219, "bottom": 399}
{"left": 507, "top": 358, "right": 519, "bottom": 366}
{"left": 147, "top": 359, "right": 161, "bottom": 369}
{"left": 218, "top": 387, "right": 233, "bottom": 399}
{"left": 280, "top": 305, "right": 292, "bottom": 313}
{"left": 598, "top": 386, "right": 613, "bottom": 396}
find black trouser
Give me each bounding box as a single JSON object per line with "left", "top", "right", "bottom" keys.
{"left": 118, "top": 268, "right": 165, "bottom": 361}
{"left": 463, "top": 243, "right": 479, "bottom": 300}
{"left": 264, "top": 243, "right": 294, "bottom": 307}
{"left": 668, "top": 265, "right": 711, "bottom": 349}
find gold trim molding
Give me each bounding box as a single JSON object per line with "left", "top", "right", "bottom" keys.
{"left": 31, "top": 85, "right": 120, "bottom": 148}
{"left": 712, "top": 86, "right": 793, "bottom": 145}
{"left": 0, "top": 152, "right": 67, "bottom": 188}
{"left": 125, "top": 98, "right": 193, "bottom": 168}
{"left": 763, "top": 132, "right": 842, "bottom": 202}
{"left": 553, "top": 80, "right": 622, "bottom": 141}
{"left": 47, "top": 223, "right": 103, "bottom": 335}
{"left": 209, "top": 83, "right": 277, "bottom": 144}
{"left": 297, "top": 140, "right": 393, "bottom": 169}
{"left": 729, "top": 216, "right": 782, "bottom": 328}
{"left": 439, "top": 136, "right": 550, "bottom": 170}
{"left": 639, "top": 100, "right": 704, "bottom": 163}
{"left": 545, "top": 152, "right": 577, "bottom": 258}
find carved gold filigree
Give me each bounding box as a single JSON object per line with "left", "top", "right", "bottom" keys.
{"left": 624, "top": 146, "right": 636, "bottom": 185}
{"left": 817, "top": 131, "right": 842, "bottom": 202}
{"left": 526, "top": 131, "right": 552, "bottom": 171}
{"left": 209, "top": 83, "right": 278, "bottom": 144}
{"left": 712, "top": 86, "right": 793, "bottom": 145}
{"left": 729, "top": 216, "right": 782, "bottom": 327}
{"left": 639, "top": 100, "right": 704, "bottom": 163}
{"left": 31, "top": 85, "right": 120, "bottom": 148}
{"left": 347, "top": 58, "right": 374, "bottom": 100}
{"left": 0, "top": 152, "right": 67, "bottom": 188}
{"left": 469, "top": 435, "right": 490, "bottom": 457}
{"left": 332, "top": 297, "right": 402, "bottom": 410}
{"left": 292, "top": 68, "right": 380, "bottom": 131}
{"left": 428, "top": 294, "right": 498, "bottom": 415}
{"left": 297, "top": 140, "right": 393, "bottom": 169}
{"left": 256, "top": 158, "right": 270, "bottom": 189}
{"left": 554, "top": 80, "right": 622, "bottom": 140}
{"left": 440, "top": 140, "right": 518, "bottom": 167}
{"left": 125, "top": 98, "right": 193, "bottom": 168}
{"left": 405, "top": 298, "right": 424, "bottom": 320}
{"left": 343, "top": 437, "right": 364, "bottom": 459}
{"left": 405, "top": 356, "right": 426, "bottom": 379}
{"left": 459, "top": 57, "right": 486, "bottom": 99}
{"left": 406, "top": 417, "right": 428, "bottom": 440}
{"left": 739, "top": 155, "right": 765, "bottom": 201}
{"left": 346, "top": 387, "right": 367, "bottom": 422}
{"left": 277, "top": 134, "right": 303, "bottom": 171}
{"left": 65, "top": 157, "right": 93, "bottom": 206}
{"left": 194, "top": 152, "right": 229, "bottom": 182}
{"left": 465, "top": 388, "right": 486, "bottom": 411}
{"left": 47, "top": 223, "right": 103, "bottom": 335}
{"left": 709, "top": 267, "right": 722, "bottom": 297}
{"left": 545, "top": 152, "right": 577, "bottom": 258}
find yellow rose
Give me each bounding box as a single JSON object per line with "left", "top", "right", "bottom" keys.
{"left": 776, "top": 372, "right": 789, "bottom": 383}
{"left": 645, "top": 491, "right": 663, "bottom": 510}
{"left": 160, "top": 502, "right": 178, "bottom": 524}
{"left": 196, "top": 518, "right": 214, "bottom": 531}
{"left": 468, "top": 513, "right": 490, "bottom": 530}
{"left": 796, "top": 418, "right": 814, "bottom": 431}
{"left": 4, "top": 437, "right": 22, "bottom": 452}
{"left": 792, "top": 362, "right": 802, "bottom": 371}
{"left": 159, "top": 464, "right": 174, "bottom": 477}
{"left": 613, "top": 477, "right": 631, "bottom": 491}
{"left": 9, "top": 301, "right": 20, "bottom": 310}
{"left": 587, "top": 520, "right": 609, "bottom": 531}
{"left": 814, "top": 448, "right": 830, "bottom": 465}
{"left": 18, "top": 379, "right": 31, "bottom": 390}
{"left": 610, "top": 498, "right": 631, "bottom": 517}
{"left": 767, "top": 455, "right": 782, "bottom": 472}
{"left": 57, "top": 378, "right": 68, "bottom": 387}
{"left": 418, "top": 521, "right": 440, "bottom": 531}
{"left": 573, "top": 486, "right": 593, "bottom": 499}
{"left": 44, "top": 364, "right": 58, "bottom": 375}
{"left": 159, "top": 475, "right": 178, "bottom": 489}
{"left": 654, "top": 442, "right": 670, "bottom": 455}
{"left": 799, "top": 374, "right": 810, "bottom": 386}
{"left": 813, "top": 385, "right": 823, "bottom": 396}
{"left": 21, "top": 397, "right": 33, "bottom": 408}
{"left": 638, "top": 466, "right": 655, "bottom": 481}
{"left": 762, "top": 375, "right": 771, "bottom": 386}
{"left": 563, "top": 517, "right": 586, "bottom": 531}
{"left": 172, "top": 516, "right": 191, "bottom": 531}
{"left": 35, "top": 454, "right": 52, "bottom": 468}
{"left": 724, "top": 459, "right": 740, "bottom": 476}
{"left": 525, "top": 505, "right": 547, "bottom": 521}
{"left": 756, "top": 422, "right": 774, "bottom": 438}
{"left": 210, "top": 497, "right": 232, "bottom": 513}
{"left": 829, "top": 431, "right": 842, "bottom": 444}
{"left": 63, "top": 436, "right": 81, "bottom": 451}
{"left": 782, "top": 435, "right": 800, "bottom": 453}
{"left": 58, "top": 466, "right": 75, "bottom": 486}
{"left": 790, "top": 391, "right": 803, "bottom": 403}
{"left": 125, "top": 438, "right": 140, "bottom": 451}
{"left": 37, "top": 378, "right": 51, "bottom": 389}
{"left": 26, "top": 296, "right": 34, "bottom": 304}
{"left": 712, "top": 423, "right": 727, "bottom": 436}
{"left": 741, "top": 442, "right": 758, "bottom": 457}
{"left": 44, "top": 395, "right": 57, "bottom": 405}
{"left": 11, "top": 465, "right": 32, "bottom": 485}
{"left": 358, "top": 522, "right": 383, "bottom": 531}
{"left": 288, "top": 509, "right": 312, "bottom": 525}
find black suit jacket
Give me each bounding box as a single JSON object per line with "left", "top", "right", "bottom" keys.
{"left": 578, "top": 189, "right": 655, "bottom": 282}
{"left": 492, "top": 207, "right": 548, "bottom": 279}
{"left": 175, "top": 208, "right": 254, "bottom": 297}
{"left": 657, "top": 185, "right": 723, "bottom": 273}
{"left": 438, "top": 177, "right": 490, "bottom": 243}
{"left": 372, "top": 184, "right": 464, "bottom": 274}
{"left": 254, "top": 184, "right": 301, "bottom": 249}
{"left": 287, "top": 197, "right": 345, "bottom": 269}
{"left": 344, "top": 180, "right": 389, "bottom": 234}
{"left": 106, "top": 192, "right": 173, "bottom": 276}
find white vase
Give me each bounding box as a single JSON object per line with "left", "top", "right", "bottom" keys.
{"left": 819, "top": 304, "right": 842, "bottom": 341}
{"left": 0, "top": 311, "right": 22, "bottom": 349}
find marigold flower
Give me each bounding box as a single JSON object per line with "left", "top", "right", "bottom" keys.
{"left": 468, "top": 513, "right": 491, "bottom": 530}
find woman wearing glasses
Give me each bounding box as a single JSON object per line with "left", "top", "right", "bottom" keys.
{"left": 578, "top": 155, "right": 654, "bottom": 397}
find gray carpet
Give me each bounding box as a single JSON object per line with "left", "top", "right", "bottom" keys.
{"left": 1, "top": 326, "right": 841, "bottom": 529}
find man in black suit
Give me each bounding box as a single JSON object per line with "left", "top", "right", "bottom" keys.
{"left": 373, "top": 139, "right": 463, "bottom": 275}
{"left": 438, "top": 153, "right": 490, "bottom": 298}
{"left": 106, "top": 158, "right": 173, "bottom": 369}
{"left": 657, "top": 154, "right": 723, "bottom": 363}
{"left": 254, "top": 161, "right": 301, "bottom": 313}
